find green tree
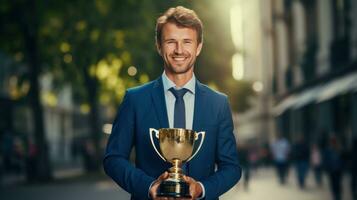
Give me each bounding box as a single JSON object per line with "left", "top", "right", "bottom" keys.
{"left": 38, "top": 0, "right": 192, "bottom": 170}
{"left": 0, "top": 0, "right": 255, "bottom": 180}
{"left": 0, "top": 0, "right": 53, "bottom": 181}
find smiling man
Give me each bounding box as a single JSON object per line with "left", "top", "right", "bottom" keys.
{"left": 103, "top": 6, "right": 241, "bottom": 200}
{"left": 157, "top": 21, "right": 202, "bottom": 84}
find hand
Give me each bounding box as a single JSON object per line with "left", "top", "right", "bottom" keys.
{"left": 150, "top": 171, "right": 171, "bottom": 200}
{"left": 149, "top": 172, "right": 203, "bottom": 200}
{"left": 183, "top": 175, "right": 203, "bottom": 200}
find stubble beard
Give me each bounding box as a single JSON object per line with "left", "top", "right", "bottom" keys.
{"left": 165, "top": 63, "right": 193, "bottom": 75}
{"left": 164, "top": 55, "right": 196, "bottom": 75}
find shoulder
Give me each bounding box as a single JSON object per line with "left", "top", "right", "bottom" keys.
{"left": 120, "top": 79, "right": 158, "bottom": 106}
{"left": 198, "top": 82, "right": 229, "bottom": 103}
{"left": 125, "top": 79, "right": 157, "bottom": 97}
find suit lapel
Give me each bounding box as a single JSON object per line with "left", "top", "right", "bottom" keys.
{"left": 188, "top": 80, "right": 207, "bottom": 175}
{"left": 192, "top": 80, "right": 207, "bottom": 131}
{"left": 151, "top": 77, "right": 169, "bottom": 128}
{"left": 150, "top": 77, "right": 206, "bottom": 130}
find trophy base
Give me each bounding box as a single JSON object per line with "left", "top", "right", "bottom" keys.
{"left": 157, "top": 180, "right": 191, "bottom": 198}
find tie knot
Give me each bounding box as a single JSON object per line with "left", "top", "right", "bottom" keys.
{"left": 169, "top": 88, "right": 189, "bottom": 99}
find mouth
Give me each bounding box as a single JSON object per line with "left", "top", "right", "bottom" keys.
{"left": 172, "top": 56, "right": 187, "bottom": 62}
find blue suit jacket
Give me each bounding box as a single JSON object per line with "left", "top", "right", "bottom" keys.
{"left": 103, "top": 77, "right": 241, "bottom": 200}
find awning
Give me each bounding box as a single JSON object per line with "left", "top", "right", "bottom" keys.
{"left": 273, "top": 71, "right": 357, "bottom": 116}
{"left": 292, "top": 85, "right": 324, "bottom": 109}
{"left": 316, "top": 72, "right": 357, "bottom": 102}
{"left": 273, "top": 94, "right": 298, "bottom": 115}
{"left": 273, "top": 86, "right": 325, "bottom": 115}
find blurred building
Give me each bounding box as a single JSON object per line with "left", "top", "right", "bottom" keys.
{"left": 271, "top": 0, "right": 357, "bottom": 146}
{"left": 230, "top": 0, "right": 357, "bottom": 147}
{"left": 0, "top": 52, "right": 88, "bottom": 172}
{"left": 230, "top": 0, "right": 276, "bottom": 144}
{"left": 40, "top": 73, "right": 79, "bottom": 165}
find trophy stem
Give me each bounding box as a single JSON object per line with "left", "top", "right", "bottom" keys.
{"left": 158, "top": 158, "right": 190, "bottom": 198}
{"left": 168, "top": 159, "right": 184, "bottom": 181}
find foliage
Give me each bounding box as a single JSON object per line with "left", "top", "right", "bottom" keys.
{"left": 0, "top": 0, "right": 254, "bottom": 113}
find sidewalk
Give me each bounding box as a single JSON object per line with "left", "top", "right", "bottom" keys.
{"left": 1, "top": 167, "right": 352, "bottom": 200}
{"left": 1, "top": 173, "right": 130, "bottom": 200}
{"left": 222, "top": 167, "right": 352, "bottom": 200}
{"left": 1, "top": 164, "right": 84, "bottom": 186}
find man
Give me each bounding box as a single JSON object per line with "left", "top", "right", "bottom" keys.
{"left": 292, "top": 136, "right": 309, "bottom": 189}
{"left": 270, "top": 135, "right": 290, "bottom": 185}
{"left": 103, "top": 6, "right": 241, "bottom": 200}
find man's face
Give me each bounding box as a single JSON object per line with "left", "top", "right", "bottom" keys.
{"left": 157, "top": 22, "right": 203, "bottom": 75}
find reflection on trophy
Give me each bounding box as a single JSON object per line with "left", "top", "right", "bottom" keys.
{"left": 150, "top": 128, "right": 205, "bottom": 198}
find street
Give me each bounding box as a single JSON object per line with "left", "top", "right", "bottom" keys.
{"left": 222, "top": 168, "right": 352, "bottom": 200}
{"left": 0, "top": 167, "right": 352, "bottom": 200}
{"left": 1, "top": 172, "right": 130, "bottom": 200}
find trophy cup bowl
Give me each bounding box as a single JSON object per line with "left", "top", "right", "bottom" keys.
{"left": 150, "top": 128, "right": 205, "bottom": 198}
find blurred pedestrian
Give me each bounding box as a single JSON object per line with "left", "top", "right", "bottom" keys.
{"left": 238, "top": 144, "right": 251, "bottom": 191}
{"left": 323, "top": 136, "right": 344, "bottom": 200}
{"left": 292, "top": 136, "right": 310, "bottom": 189}
{"left": 270, "top": 135, "right": 290, "bottom": 185}
{"left": 13, "top": 137, "right": 25, "bottom": 173}
{"left": 0, "top": 147, "right": 3, "bottom": 186}
{"left": 81, "top": 139, "right": 97, "bottom": 172}
{"left": 1, "top": 130, "right": 14, "bottom": 171}
{"left": 350, "top": 138, "right": 357, "bottom": 200}
{"left": 259, "top": 143, "right": 271, "bottom": 167}
{"left": 248, "top": 144, "right": 259, "bottom": 172}
{"left": 310, "top": 143, "right": 323, "bottom": 187}
{"left": 70, "top": 138, "right": 80, "bottom": 163}
{"left": 25, "top": 137, "right": 38, "bottom": 182}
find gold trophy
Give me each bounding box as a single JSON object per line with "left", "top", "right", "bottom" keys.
{"left": 150, "top": 128, "right": 205, "bottom": 198}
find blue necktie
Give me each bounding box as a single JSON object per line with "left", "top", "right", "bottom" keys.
{"left": 169, "top": 88, "right": 189, "bottom": 128}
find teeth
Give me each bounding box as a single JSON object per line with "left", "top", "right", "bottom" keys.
{"left": 173, "top": 57, "right": 185, "bottom": 61}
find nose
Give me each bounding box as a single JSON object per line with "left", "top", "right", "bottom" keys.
{"left": 174, "top": 42, "right": 183, "bottom": 54}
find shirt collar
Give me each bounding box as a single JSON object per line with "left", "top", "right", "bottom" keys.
{"left": 162, "top": 71, "right": 196, "bottom": 94}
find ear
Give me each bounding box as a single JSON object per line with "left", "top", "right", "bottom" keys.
{"left": 156, "top": 41, "right": 162, "bottom": 56}
{"left": 196, "top": 42, "right": 203, "bottom": 56}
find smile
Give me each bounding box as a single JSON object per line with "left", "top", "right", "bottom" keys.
{"left": 172, "top": 57, "right": 186, "bottom": 61}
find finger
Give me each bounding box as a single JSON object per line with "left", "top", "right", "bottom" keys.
{"left": 154, "top": 195, "right": 169, "bottom": 200}
{"left": 156, "top": 197, "right": 168, "bottom": 200}
{"left": 183, "top": 175, "right": 194, "bottom": 183}
{"left": 183, "top": 176, "right": 195, "bottom": 198}
{"left": 152, "top": 172, "right": 170, "bottom": 200}
{"left": 158, "top": 171, "right": 169, "bottom": 181}
{"left": 154, "top": 172, "right": 169, "bottom": 189}
{"left": 184, "top": 176, "right": 202, "bottom": 200}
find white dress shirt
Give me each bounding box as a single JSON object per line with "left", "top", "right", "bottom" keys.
{"left": 148, "top": 72, "right": 205, "bottom": 199}
{"left": 159, "top": 72, "right": 206, "bottom": 199}
{"left": 161, "top": 71, "right": 195, "bottom": 129}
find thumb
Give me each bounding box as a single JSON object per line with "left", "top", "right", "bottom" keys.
{"left": 150, "top": 172, "right": 169, "bottom": 199}
{"left": 158, "top": 171, "right": 169, "bottom": 181}
{"left": 183, "top": 175, "right": 194, "bottom": 183}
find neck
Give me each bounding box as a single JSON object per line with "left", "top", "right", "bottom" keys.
{"left": 165, "top": 70, "right": 193, "bottom": 88}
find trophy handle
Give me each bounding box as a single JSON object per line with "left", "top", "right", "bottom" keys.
{"left": 149, "top": 128, "right": 166, "bottom": 161}
{"left": 187, "top": 131, "right": 205, "bottom": 162}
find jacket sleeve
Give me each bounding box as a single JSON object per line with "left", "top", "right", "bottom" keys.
{"left": 103, "top": 91, "right": 155, "bottom": 199}
{"left": 200, "top": 96, "right": 242, "bottom": 199}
